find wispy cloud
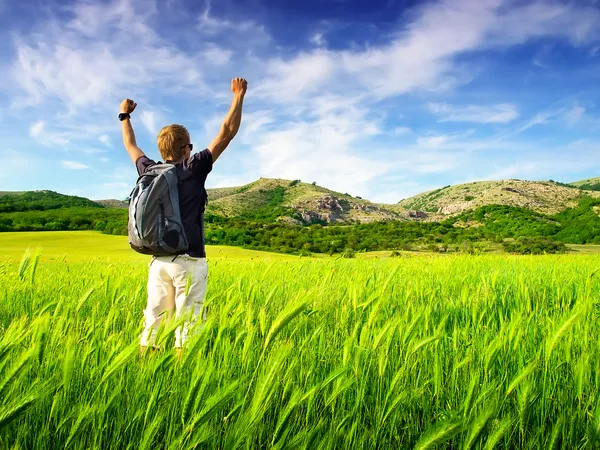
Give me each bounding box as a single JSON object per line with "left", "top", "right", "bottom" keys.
{"left": 61, "top": 160, "right": 89, "bottom": 170}
{"left": 251, "top": 100, "right": 387, "bottom": 196}
{"left": 200, "top": 44, "right": 233, "bottom": 66}
{"left": 10, "top": 0, "right": 205, "bottom": 112}
{"left": 197, "top": 0, "right": 270, "bottom": 42}
{"left": 255, "top": 1, "right": 600, "bottom": 104}
{"left": 98, "top": 134, "right": 111, "bottom": 146}
{"left": 428, "top": 103, "right": 519, "bottom": 123}
{"left": 29, "top": 120, "right": 70, "bottom": 146}
{"left": 310, "top": 33, "right": 326, "bottom": 47}
{"left": 140, "top": 110, "right": 158, "bottom": 136}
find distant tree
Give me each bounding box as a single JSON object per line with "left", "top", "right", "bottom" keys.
{"left": 342, "top": 248, "right": 356, "bottom": 258}
{"left": 503, "top": 237, "right": 567, "bottom": 255}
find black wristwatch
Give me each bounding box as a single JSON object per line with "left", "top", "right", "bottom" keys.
{"left": 118, "top": 113, "right": 131, "bottom": 121}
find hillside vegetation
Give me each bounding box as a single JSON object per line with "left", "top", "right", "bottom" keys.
{"left": 397, "top": 179, "right": 597, "bottom": 217}
{"left": 0, "top": 191, "right": 102, "bottom": 212}
{"left": 206, "top": 178, "right": 404, "bottom": 224}
{"left": 569, "top": 176, "right": 600, "bottom": 191}
{"left": 3, "top": 177, "right": 600, "bottom": 255}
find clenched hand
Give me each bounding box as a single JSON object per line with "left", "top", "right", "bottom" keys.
{"left": 120, "top": 99, "right": 137, "bottom": 114}
{"left": 231, "top": 78, "right": 248, "bottom": 96}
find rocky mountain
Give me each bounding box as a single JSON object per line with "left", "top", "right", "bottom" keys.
{"left": 204, "top": 178, "right": 406, "bottom": 224}
{"left": 397, "top": 179, "right": 600, "bottom": 220}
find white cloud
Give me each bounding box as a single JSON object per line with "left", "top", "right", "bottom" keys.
{"left": 200, "top": 44, "right": 233, "bottom": 66}
{"left": 501, "top": 104, "right": 590, "bottom": 139}
{"left": 61, "top": 160, "right": 89, "bottom": 170}
{"left": 29, "top": 120, "right": 44, "bottom": 138}
{"left": 254, "top": 50, "right": 337, "bottom": 102}
{"left": 255, "top": 0, "right": 600, "bottom": 103}
{"left": 417, "top": 135, "right": 451, "bottom": 148}
{"left": 84, "top": 182, "right": 130, "bottom": 200}
{"left": 481, "top": 141, "right": 600, "bottom": 181}
{"left": 310, "top": 33, "right": 326, "bottom": 47}
{"left": 198, "top": 1, "right": 270, "bottom": 42}
{"left": 428, "top": 103, "right": 519, "bottom": 123}
{"left": 81, "top": 148, "right": 107, "bottom": 155}
{"left": 207, "top": 174, "right": 256, "bottom": 189}
{"left": 241, "top": 110, "right": 275, "bottom": 139}
{"left": 29, "top": 120, "right": 70, "bottom": 146}
{"left": 10, "top": 0, "right": 205, "bottom": 112}
{"left": 251, "top": 102, "right": 387, "bottom": 196}
{"left": 98, "top": 134, "right": 111, "bottom": 146}
{"left": 140, "top": 110, "right": 158, "bottom": 136}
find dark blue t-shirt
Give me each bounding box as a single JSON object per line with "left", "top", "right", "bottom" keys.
{"left": 136, "top": 149, "right": 213, "bottom": 258}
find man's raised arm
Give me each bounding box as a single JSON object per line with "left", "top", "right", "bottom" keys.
{"left": 119, "top": 98, "right": 145, "bottom": 164}
{"left": 207, "top": 78, "right": 247, "bottom": 163}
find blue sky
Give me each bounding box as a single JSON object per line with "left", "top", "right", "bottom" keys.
{"left": 1, "top": 0, "right": 600, "bottom": 203}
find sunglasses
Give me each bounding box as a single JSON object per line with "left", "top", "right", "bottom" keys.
{"left": 181, "top": 143, "right": 193, "bottom": 151}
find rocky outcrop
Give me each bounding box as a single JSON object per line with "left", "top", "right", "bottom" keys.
{"left": 95, "top": 199, "right": 129, "bottom": 209}
{"left": 438, "top": 202, "right": 475, "bottom": 215}
{"left": 317, "top": 196, "right": 344, "bottom": 212}
{"left": 408, "top": 210, "right": 428, "bottom": 219}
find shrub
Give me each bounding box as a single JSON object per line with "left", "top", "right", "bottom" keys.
{"left": 503, "top": 237, "right": 567, "bottom": 255}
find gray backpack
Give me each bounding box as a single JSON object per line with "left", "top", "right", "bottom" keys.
{"left": 128, "top": 164, "right": 189, "bottom": 256}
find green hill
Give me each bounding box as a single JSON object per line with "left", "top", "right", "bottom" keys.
{"left": 569, "top": 177, "right": 600, "bottom": 191}
{"left": 0, "top": 190, "right": 103, "bottom": 213}
{"left": 205, "top": 178, "right": 405, "bottom": 224}
{"left": 397, "top": 179, "right": 598, "bottom": 218}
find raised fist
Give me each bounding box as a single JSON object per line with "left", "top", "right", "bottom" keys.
{"left": 120, "top": 99, "right": 137, "bottom": 114}
{"left": 231, "top": 78, "right": 247, "bottom": 96}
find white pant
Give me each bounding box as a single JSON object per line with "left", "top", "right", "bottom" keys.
{"left": 140, "top": 255, "right": 208, "bottom": 348}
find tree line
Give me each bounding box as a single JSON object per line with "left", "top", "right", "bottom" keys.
{"left": 1, "top": 196, "right": 599, "bottom": 255}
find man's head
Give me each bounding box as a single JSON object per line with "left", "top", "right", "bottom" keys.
{"left": 157, "top": 124, "right": 192, "bottom": 163}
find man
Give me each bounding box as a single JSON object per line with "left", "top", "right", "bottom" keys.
{"left": 119, "top": 77, "right": 248, "bottom": 351}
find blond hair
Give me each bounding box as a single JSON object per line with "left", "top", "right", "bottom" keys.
{"left": 157, "top": 124, "right": 190, "bottom": 162}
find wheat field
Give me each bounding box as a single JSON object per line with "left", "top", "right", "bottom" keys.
{"left": 1, "top": 250, "right": 599, "bottom": 449}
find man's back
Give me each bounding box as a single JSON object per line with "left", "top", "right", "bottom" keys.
{"left": 135, "top": 149, "right": 213, "bottom": 257}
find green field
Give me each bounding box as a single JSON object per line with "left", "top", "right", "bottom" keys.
{"left": 0, "top": 231, "right": 299, "bottom": 262}
{"left": 1, "top": 233, "right": 600, "bottom": 448}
